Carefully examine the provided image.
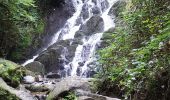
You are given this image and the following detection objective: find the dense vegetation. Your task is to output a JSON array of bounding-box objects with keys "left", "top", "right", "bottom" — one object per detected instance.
[
  {"left": 0, "top": 88, "right": 19, "bottom": 100},
  {"left": 97, "top": 0, "right": 170, "bottom": 99},
  {"left": 0, "top": 0, "right": 66, "bottom": 62},
  {"left": 0, "top": 0, "right": 44, "bottom": 61}
]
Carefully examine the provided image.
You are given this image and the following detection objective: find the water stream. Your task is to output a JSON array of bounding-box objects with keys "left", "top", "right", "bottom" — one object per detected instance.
[{"left": 23, "top": 0, "right": 118, "bottom": 77}]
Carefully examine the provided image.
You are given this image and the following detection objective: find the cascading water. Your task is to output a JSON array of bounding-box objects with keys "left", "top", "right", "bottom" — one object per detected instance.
[{"left": 23, "top": 0, "right": 118, "bottom": 77}]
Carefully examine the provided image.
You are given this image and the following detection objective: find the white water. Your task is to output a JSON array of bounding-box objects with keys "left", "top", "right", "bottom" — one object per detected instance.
[
  {"left": 22, "top": 0, "right": 83, "bottom": 66},
  {"left": 23, "top": 0, "right": 117, "bottom": 77},
  {"left": 64, "top": 0, "right": 117, "bottom": 76}
]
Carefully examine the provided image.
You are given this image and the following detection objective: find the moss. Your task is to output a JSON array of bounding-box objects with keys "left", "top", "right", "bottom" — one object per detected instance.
[
  {"left": 0, "top": 87, "right": 20, "bottom": 100},
  {"left": 0, "top": 59, "right": 20, "bottom": 73},
  {"left": 0, "top": 59, "right": 25, "bottom": 88}
]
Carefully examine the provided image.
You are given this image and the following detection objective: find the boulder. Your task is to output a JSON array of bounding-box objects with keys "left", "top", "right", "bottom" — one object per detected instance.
[
  {"left": 0, "top": 59, "right": 25, "bottom": 87},
  {"left": 35, "top": 39, "right": 78, "bottom": 74},
  {"left": 47, "top": 77, "right": 93, "bottom": 100},
  {"left": 25, "top": 61, "right": 45, "bottom": 75},
  {"left": 0, "top": 58, "right": 20, "bottom": 74},
  {"left": 35, "top": 45, "right": 64, "bottom": 73},
  {"left": 80, "top": 15, "right": 104, "bottom": 35}
]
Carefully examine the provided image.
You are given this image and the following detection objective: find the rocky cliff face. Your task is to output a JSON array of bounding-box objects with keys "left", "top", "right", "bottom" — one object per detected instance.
[
  {"left": 24, "top": 0, "right": 116, "bottom": 78},
  {"left": 42, "top": 0, "right": 76, "bottom": 46}
]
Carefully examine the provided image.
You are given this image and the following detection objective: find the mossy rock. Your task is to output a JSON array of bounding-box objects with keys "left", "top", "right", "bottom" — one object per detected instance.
[
  {"left": 0, "top": 58, "right": 25, "bottom": 87},
  {"left": 0, "top": 87, "right": 19, "bottom": 100},
  {"left": 0, "top": 58, "right": 20, "bottom": 74}
]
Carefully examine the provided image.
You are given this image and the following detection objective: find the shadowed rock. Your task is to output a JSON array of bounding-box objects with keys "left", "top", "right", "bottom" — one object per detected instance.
[
  {"left": 47, "top": 77, "right": 92, "bottom": 100},
  {"left": 75, "top": 15, "right": 104, "bottom": 39},
  {"left": 25, "top": 61, "right": 45, "bottom": 75},
  {"left": 35, "top": 39, "right": 80, "bottom": 74}
]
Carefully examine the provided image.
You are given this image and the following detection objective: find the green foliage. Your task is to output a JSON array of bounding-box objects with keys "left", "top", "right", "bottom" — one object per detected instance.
[
  {"left": 1, "top": 68, "right": 25, "bottom": 88},
  {"left": 63, "top": 91, "right": 77, "bottom": 100},
  {"left": 97, "top": 0, "right": 170, "bottom": 99},
  {"left": 57, "top": 91, "right": 77, "bottom": 100},
  {"left": 0, "top": 0, "right": 44, "bottom": 61},
  {"left": 0, "top": 59, "right": 25, "bottom": 87},
  {"left": 0, "top": 88, "right": 19, "bottom": 100}
]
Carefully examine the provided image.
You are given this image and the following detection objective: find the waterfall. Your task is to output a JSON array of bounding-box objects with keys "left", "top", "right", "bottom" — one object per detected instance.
[{"left": 23, "top": 0, "right": 118, "bottom": 77}]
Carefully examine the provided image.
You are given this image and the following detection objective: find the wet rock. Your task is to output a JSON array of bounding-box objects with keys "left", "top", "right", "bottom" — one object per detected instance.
[
  {"left": 76, "top": 15, "right": 104, "bottom": 37},
  {"left": 108, "top": 0, "right": 127, "bottom": 17},
  {"left": 71, "top": 38, "right": 83, "bottom": 45},
  {"left": 81, "top": 3, "right": 90, "bottom": 20},
  {"left": 74, "top": 31, "right": 85, "bottom": 39},
  {"left": 92, "top": 0, "right": 97, "bottom": 5},
  {"left": 35, "top": 47, "right": 63, "bottom": 73},
  {"left": 46, "top": 73, "right": 61, "bottom": 79},
  {"left": 78, "top": 62, "right": 85, "bottom": 66},
  {"left": 76, "top": 17, "right": 83, "bottom": 25},
  {"left": 35, "top": 39, "right": 78, "bottom": 73},
  {"left": 43, "top": 0, "right": 76, "bottom": 46},
  {"left": 23, "top": 76, "right": 35, "bottom": 84},
  {"left": 101, "top": 0, "right": 109, "bottom": 12},
  {"left": 92, "top": 6, "right": 101, "bottom": 15},
  {"left": 92, "top": 0, "right": 109, "bottom": 12},
  {"left": 81, "top": 15, "right": 104, "bottom": 34},
  {"left": 66, "top": 44, "right": 78, "bottom": 61},
  {"left": 77, "top": 67, "right": 82, "bottom": 76},
  {"left": 48, "top": 40, "right": 70, "bottom": 48},
  {"left": 25, "top": 61, "right": 45, "bottom": 76}
]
